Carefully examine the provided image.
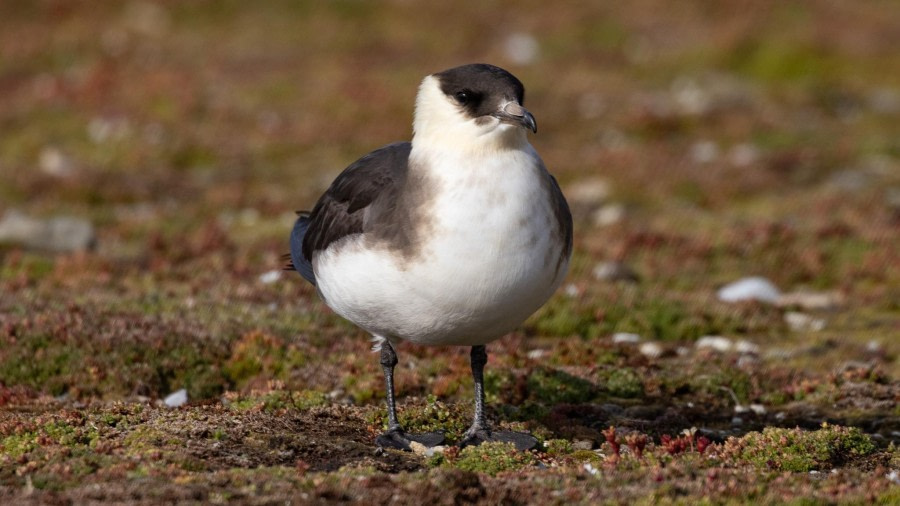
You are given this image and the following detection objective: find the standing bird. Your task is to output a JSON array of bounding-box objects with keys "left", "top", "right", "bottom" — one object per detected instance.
[{"left": 287, "top": 64, "right": 572, "bottom": 451}]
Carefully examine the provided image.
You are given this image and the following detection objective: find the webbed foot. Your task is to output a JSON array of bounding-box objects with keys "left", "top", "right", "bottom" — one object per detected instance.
[
  {"left": 458, "top": 428, "right": 538, "bottom": 451},
  {"left": 375, "top": 429, "right": 445, "bottom": 451}
]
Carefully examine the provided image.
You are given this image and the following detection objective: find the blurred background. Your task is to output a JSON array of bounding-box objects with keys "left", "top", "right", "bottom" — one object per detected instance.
[{"left": 0, "top": 0, "right": 898, "bottom": 430}]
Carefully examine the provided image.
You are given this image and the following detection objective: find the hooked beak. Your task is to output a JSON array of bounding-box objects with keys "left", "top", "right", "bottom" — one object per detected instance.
[{"left": 492, "top": 102, "right": 537, "bottom": 133}]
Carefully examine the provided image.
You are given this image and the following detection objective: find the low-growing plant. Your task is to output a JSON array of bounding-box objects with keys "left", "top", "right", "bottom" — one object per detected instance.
[
  {"left": 721, "top": 423, "right": 876, "bottom": 472},
  {"left": 434, "top": 442, "right": 538, "bottom": 475}
]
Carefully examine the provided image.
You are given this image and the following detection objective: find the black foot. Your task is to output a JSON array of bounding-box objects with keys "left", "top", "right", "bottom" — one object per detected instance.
[
  {"left": 375, "top": 429, "right": 445, "bottom": 451},
  {"left": 458, "top": 429, "right": 538, "bottom": 451}
]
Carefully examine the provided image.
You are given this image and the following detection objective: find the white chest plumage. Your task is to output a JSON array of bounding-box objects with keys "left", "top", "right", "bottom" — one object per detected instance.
[{"left": 313, "top": 144, "right": 568, "bottom": 346}]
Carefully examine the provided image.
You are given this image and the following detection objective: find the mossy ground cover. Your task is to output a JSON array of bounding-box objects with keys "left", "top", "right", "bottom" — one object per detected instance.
[{"left": 1, "top": 1, "right": 898, "bottom": 503}]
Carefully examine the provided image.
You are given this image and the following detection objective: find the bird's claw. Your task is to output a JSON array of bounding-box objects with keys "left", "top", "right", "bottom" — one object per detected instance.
[
  {"left": 458, "top": 428, "right": 538, "bottom": 451},
  {"left": 375, "top": 429, "right": 445, "bottom": 451}
]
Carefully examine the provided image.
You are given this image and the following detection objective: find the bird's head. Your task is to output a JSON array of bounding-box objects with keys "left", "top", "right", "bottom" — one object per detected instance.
[{"left": 412, "top": 64, "right": 536, "bottom": 152}]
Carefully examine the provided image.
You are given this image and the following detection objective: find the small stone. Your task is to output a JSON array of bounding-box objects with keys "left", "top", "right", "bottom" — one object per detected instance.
[
  {"left": 592, "top": 261, "right": 639, "bottom": 283},
  {"left": 690, "top": 140, "right": 719, "bottom": 163},
  {"left": 163, "top": 389, "right": 188, "bottom": 408},
  {"left": 868, "top": 88, "right": 900, "bottom": 115},
  {"left": 503, "top": 33, "right": 539, "bottom": 66},
  {"left": 731, "top": 416, "right": 743, "bottom": 426},
  {"left": 591, "top": 203, "right": 626, "bottom": 227},
  {"left": 784, "top": 311, "right": 826, "bottom": 332},
  {"left": 566, "top": 178, "right": 610, "bottom": 208},
  {"left": 424, "top": 445, "right": 445, "bottom": 458},
  {"left": 696, "top": 336, "right": 733, "bottom": 352},
  {"left": 409, "top": 441, "right": 428, "bottom": 456},
  {"left": 865, "top": 340, "right": 882, "bottom": 353},
  {"left": 563, "top": 283, "right": 580, "bottom": 297},
  {"left": 717, "top": 277, "right": 780, "bottom": 304},
  {"left": 39, "top": 147, "right": 74, "bottom": 177},
  {"left": 0, "top": 210, "right": 96, "bottom": 253},
  {"left": 672, "top": 77, "right": 712, "bottom": 116},
  {"left": 87, "top": 117, "right": 131, "bottom": 143},
  {"left": 639, "top": 342, "right": 663, "bottom": 359},
  {"left": 749, "top": 404, "right": 767, "bottom": 415},
  {"left": 735, "top": 340, "right": 760, "bottom": 355},
  {"left": 888, "top": 470, "right": 899, "bottom": 485},
  {"left": 572, "top": 439, "right": 593, "bottom": 451},
  {"left": 736, "top": 355, "right": 758, "bottom": 368},
  {"left": 258, "top": 269, "right": 282, "bottom": 284},
  {"left": 526, "top": 349, "right": 546, "bottom": 360},
  {"left": 777, "top": 291, "right": 842, "bottom": 310},
  {"left": 612, "top": 332, "right": 641, "bottom": 344},
  {"left": 577, "top": 93, "right": 606, "bottom": 120},
  {"left": 729, "top": 143, "right": 759, "bottom": 167}
]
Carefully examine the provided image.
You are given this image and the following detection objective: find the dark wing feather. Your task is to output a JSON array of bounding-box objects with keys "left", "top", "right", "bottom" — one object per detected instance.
[
  {"left": 547, "top": 173, "right": 573, "bottom": 262},
  {"left": 288, "top": 212, "right": 316, "bottom": 284},
  {"left": 290, "top": 142, "right": 411, "bottom": 284}
]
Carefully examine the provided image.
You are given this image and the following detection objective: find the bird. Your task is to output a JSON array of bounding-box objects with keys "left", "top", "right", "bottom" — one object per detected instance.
[{"left": 286, "top": 63, "right": 572, "bottom": 451}]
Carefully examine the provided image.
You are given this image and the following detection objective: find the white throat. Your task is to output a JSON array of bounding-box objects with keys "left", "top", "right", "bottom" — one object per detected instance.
[{"left": 411, "top": 75, "right": 529, "bottom": 154}]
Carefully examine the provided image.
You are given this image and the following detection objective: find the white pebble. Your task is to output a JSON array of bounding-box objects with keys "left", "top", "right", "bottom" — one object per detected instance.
[
  {"left": 612, "top": 332, "right": 641, "bottom": 344},
  {"left": 784, "top": 311, "right": 825, "bottom": 332},
  {"left": 409, "top": 441, "right": 428, "bottom": 456},
  {"left": 591, "top": 204, "right": 626, "bottom": 227},
  {"left": 749, "top": 404, "right": 767, "bottom": 415},
  {"left": 696, "top": 335, "right": 733, "bottom": 352},
  {"left": 735, "top": 340, "right": 760, "bottom": 355},
  {"left": 503, "top": 33, "right": 539, "bottom": 65},
  {"left": 729, "top": 143, "right": 759, "bottom": 167},
  {"left": 777, "top": 291, "right": 841, "bottom": 310},
  {"left": 425, "top": 445, "right": 445, "bottom": 458},
  {"left": 259, "top": 269, "right": 282, "bottom": 284},
  {"left": 39, "top": 147, "right": 74, "bottom": 177},
  {"left": 566, "top": 178, "right": 610, "bottom": 207},
  {"left": 163, "top": 389, "right": 188, "bottom": 408},
  {"left": 717, "top": 277, "right": 781, "bottom": 303},
  {"left": 690, "top": 140, "right": 719, "bottom": 163},
  {"left": 639, "top": 342, "right": 663, "bottom": 359},
  {"left": 888, "top": 470, "right": 899, "bottom": 484},
  {"left": 527, "top": 349, "right": 546, "bottom": 360}
]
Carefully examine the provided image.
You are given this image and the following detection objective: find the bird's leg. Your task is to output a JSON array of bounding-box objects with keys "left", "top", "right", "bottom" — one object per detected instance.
[
  {"left": 458, "top": 345, "right": 538, "bottom": 451},
  {"left": 469, "top": 345, "right": 489, "bottom": 433},
  {"left": 381, "top": 341, "right": 402, "bottom": 432},
  {"left": 374, "top": 341, "right": 444, "bottom": 451}
]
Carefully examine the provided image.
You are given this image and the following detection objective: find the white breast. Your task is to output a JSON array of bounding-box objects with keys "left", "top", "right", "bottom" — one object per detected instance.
[{"left": 313, "top": 144, "right": 568, "bottom": 346}]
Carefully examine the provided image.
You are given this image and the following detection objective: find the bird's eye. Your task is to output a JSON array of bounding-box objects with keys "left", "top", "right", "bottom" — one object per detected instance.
[{"left": 455, "top": 91, "right": 470, "bottom": 104}]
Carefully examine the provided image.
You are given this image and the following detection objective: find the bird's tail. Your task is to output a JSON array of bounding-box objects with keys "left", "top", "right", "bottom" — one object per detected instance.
[{"left": 286, "top": 211, "right": 316, "bottom": 285}]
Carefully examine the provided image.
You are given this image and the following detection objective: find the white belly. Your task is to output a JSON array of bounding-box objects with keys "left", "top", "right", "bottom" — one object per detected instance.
[{"left": 313, "top": 148, "right": 568, "bottom": 346}]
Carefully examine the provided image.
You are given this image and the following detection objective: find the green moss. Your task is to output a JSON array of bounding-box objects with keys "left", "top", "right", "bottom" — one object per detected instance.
[
  {"left": 604, "top": 367, "right": 645, "bottom": 399},
  {"left": 889, "top": 442, "right": 899, "bottom": 470},
  {"left": 398, "top": 396, "right": 470, "bottom": 440},
  {"left": 526, "top": 368, "right": 597, "bottom": 405},
  {"left": 722, "top": 424, "right": 876, "bottom": 472},
  {"left": 543, "top": 439, "right": 573, "bottom": 457},
  {"left": 529, "top": 298, "right": 601, "bottom": 338},
  {"left": 690, "top": 367, "right": 754, "bottom": 404},
  {"left": 225, "top": 389, "right": 328, "bottom": 413},
  {"left": 223, "top": 330, "right": 307, "bottom": 389},
  {"left": 441, "top": 442, "right": 538, "bottom": 475}
]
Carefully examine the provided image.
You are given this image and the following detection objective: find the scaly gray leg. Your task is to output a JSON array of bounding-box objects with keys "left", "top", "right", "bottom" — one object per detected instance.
[
  {"left": 374, "top": 340, "right": 445, "bottom": 450},
  {"left": 458, "top": 345, "right": 538, "bottom": 451}
]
